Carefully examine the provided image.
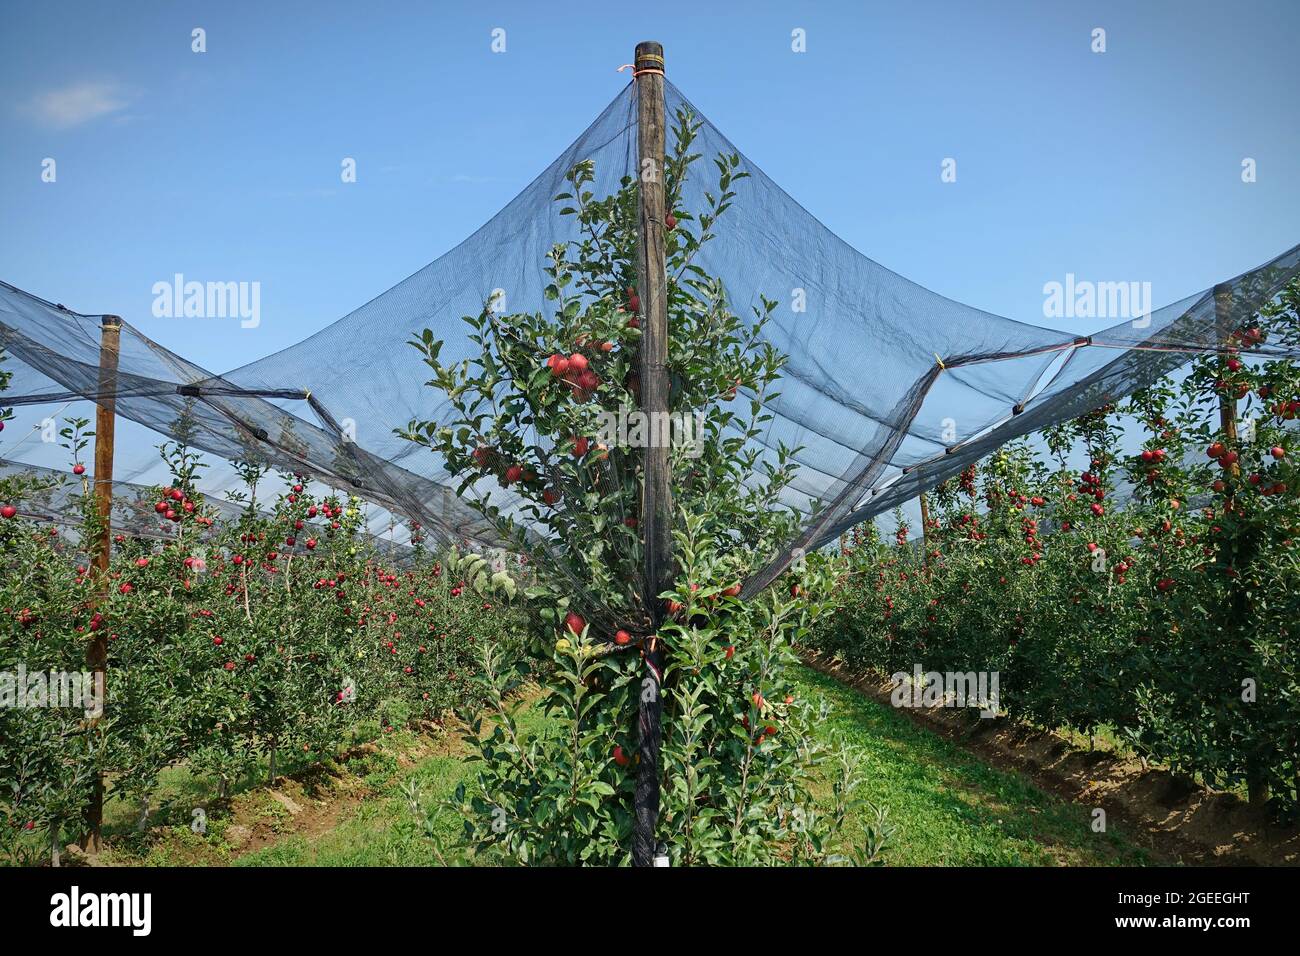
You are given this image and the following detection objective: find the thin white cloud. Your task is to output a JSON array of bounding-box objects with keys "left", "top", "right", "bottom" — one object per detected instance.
[{"left": 26, "top": 81, "right": 131, "bottom": 129}]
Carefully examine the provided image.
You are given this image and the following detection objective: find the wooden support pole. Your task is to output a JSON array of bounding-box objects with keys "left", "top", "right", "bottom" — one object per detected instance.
[
  {"left": 918, "top": 491, "right": 931, "bottom": 566},
  {"left": 1214, "top": 283, "right": 1270, "bottom": 808},
  {"left": 632, "top": 39, "right": 671, "bottom": 868},
  {"left": 1214, "top": 284, "right": 1241, "bottom": 477},
  {"left": 83, "top": 313, "right": 120, "bottom": 852}
]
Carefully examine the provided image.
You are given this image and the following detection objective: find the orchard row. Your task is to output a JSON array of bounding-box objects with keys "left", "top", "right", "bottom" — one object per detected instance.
[
  {"left": 810, "top": 291, "right": 1300, "bottom": 811},
  {"left": 0, "top": 451, "right": 527, "bottom": 865}
]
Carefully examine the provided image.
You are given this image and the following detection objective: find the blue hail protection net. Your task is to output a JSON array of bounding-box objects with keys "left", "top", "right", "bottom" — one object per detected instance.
[{"left": 2, "top": 78, "right": 1299, "bottom": 610}]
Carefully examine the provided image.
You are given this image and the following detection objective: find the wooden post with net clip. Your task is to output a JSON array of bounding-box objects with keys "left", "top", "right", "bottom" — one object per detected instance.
[
  {"left": 630, "top": 39, "right": 672, "bottom": 868},
  {"left": 83, "top": 313, "right": 121, "bottom": 853}
]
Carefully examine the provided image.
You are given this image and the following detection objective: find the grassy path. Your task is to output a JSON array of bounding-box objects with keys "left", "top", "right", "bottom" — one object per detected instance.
[
  {"left": 98, "top": 664, "right": 1151, "bottom": 866},
  {"left": 793, "top": 666, "right": 1149, "bottom": 865},
  {"left": 227, "top": 665, "right": 1149, "bottom": 866}
]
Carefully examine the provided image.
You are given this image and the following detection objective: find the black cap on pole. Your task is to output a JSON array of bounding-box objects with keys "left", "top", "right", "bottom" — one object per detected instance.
[{"left": 634, "top": 41, "right": 664, "bottom": 74}]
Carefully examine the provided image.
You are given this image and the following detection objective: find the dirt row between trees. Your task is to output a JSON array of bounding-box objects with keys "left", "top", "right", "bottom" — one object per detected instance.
[{"left": 799, "top": 650, "right": 1300, "bottom": 866}]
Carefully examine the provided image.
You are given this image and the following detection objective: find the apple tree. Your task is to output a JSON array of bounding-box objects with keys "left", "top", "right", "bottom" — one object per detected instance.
[{"left": 402, "top": 111, "right": 871, "bottom": 864}]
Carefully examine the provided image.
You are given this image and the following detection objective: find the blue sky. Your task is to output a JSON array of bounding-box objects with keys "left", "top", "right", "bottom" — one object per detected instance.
[{"left": 2, "top": 0, "right": 1297, "bottom": 375}]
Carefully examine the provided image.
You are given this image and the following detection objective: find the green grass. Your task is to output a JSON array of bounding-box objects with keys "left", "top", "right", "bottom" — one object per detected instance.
[
  {"left": 97, "top": 665, "right": 1152, "bottom": 867},
  {"left": 791, "top": 666, "right": 1151, "bottom": 866},
  {"left": 235, "top": 697, "right": 553, "bottom": 867}
]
